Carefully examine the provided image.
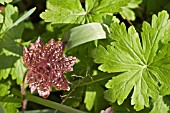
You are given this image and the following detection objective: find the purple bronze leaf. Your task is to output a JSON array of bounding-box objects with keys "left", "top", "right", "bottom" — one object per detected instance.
[{"left": 23, "top": 37, "right": 77, "bottom": 98}]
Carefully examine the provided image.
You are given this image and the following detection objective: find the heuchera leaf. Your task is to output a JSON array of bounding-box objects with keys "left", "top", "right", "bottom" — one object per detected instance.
[
  {"left": 150, "top": 96, "right": 169, "bottom": 113},
  {"left": 93, "top": 10, "right": 170, "bottom": 111},
  {"left": 23, "top": 37, "right": 77, "bottom": 98},
  {"left": 0, "top": 84, "right": 21, "bottom": 113},
  {"left": 40, "top": 0, "right": 129, "bottom": 24}
]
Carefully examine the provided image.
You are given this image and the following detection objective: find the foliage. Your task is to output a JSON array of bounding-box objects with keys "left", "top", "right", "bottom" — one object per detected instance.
[
  {"left": 0, "top": 83, "right": 20, "bottom": 113},
  {"left": 1, "top": 0, "right": 170, "bottom": 113},
  {"left": 93, "top": 10, "right": 170, "bottom": 111}
]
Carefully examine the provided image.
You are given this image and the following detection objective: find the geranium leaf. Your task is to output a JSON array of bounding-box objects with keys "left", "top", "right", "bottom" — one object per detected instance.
[
  {"left": 120, "top": 0, "right": 142, "bottom": 21},
  {"left": 150, "top": 96, "right": 169, "bottom": 113},
  {"left": 0, "top": 0, "right": 12, "bottom": 5},
  {"left": 40, "top": 0, "right": 129, "bottom": 24},
  {"left": 0, "top": 4, "right": 18, "bottom": 33},
  {"left": 10, "top": 58, "right": 27, "bottom": 84},
  {"left": 93, "top": 10, "right": 170, "bottom": 111},
  {"left": 84, "top": 83, "right": 109, "bottom": 112},
  {"left": 0, "top": 84, "right": 21, "bottom": 113},
  {"left": 84, "top": 85, "right": 96, "bottom": 111},
  {"left": 0, "top": 4, "right": 35, "bottom": 84}
]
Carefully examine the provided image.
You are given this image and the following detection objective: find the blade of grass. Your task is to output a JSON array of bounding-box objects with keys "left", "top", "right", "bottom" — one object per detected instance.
[
  {"left": 63, "top": 23, "right": 109, "bottom": 52},
  {"left": 12, "top": 88, "right": 87, "bottom": 113}
]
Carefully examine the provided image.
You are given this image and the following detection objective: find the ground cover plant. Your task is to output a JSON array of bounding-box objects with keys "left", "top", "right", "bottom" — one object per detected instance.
[{"left": 1, "top": 0, "right": 170, "bottom": 113}]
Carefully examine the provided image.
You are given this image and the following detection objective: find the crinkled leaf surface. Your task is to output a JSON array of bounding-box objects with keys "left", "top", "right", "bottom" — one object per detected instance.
[
  {"left": 93, "top": 11, "right": 170, "bottom": 111},
  {"left": 0, "top": 84, "right": 21, "bottom": 113},
  {"left": 40, "top": 0, "right": 129, "bottom": 24},
  {"left": 150, "top": 96, "right": 169, "bottom": 113}
]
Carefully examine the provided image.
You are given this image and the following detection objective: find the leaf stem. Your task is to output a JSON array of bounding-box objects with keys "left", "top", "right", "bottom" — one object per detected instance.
[
  {"left": 21, "top": 70, "right": 27, "bottom": 113},
  {"left": 12, "top": 88, "right": 87, "bottom": 113}
]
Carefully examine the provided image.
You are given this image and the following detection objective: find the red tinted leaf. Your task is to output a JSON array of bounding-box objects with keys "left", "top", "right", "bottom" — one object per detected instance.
[{"left": 23, "top": 37, "right": 77, "bottom": 98}]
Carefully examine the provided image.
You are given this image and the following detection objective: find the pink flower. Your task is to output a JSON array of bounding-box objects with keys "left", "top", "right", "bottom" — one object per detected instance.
[{"left": 22, "top": 37, "right": 77, "bottom": 98}]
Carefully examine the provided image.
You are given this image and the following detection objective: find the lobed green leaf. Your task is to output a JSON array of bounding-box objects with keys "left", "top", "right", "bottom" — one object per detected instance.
[
  {"left": 0, "top": 0, "right": 12, "bottom": 5},
  {"left": 40, "top": 0, "right": 129, "bottom": 24},
  {"left": 0, "top": 4, "right": 35, "bottom": 84},
  {"left": 0, "top": 84, "right": 21, "bottom": 113},
  {"left": 150, "top": 96, "right": 169, "bottom": 113},
  {"left": 93, "top": 10, "right": 170, "bottom": 111}
]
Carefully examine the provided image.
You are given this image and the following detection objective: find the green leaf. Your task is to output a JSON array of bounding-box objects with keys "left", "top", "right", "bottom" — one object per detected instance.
[
  {"left": 0, "top": 4, "right": 35, "bottom": 84},
  {"left": 7, "top": 7, "right": 36, "bottom": 32},
  {"left": 142, "top": 0, "right": 170, "bottom": 17},
  {"left": 10, "top": 58, "right": 27, "bottom": 84},
  {"left": 0, "top": 14, "right": 3, "bottom": 24},
  {"left": 160, "top": 85, "right": 170, "bottom": 96},
  {"left": 0, "top": 0, "right": 12, "bottom": 5},
  {"left": 0, "top": 4, "right": 18, "bottom": 33},
  {"left": 63, "top": 23, "right": 107, "bottom": 52},
  {"left": 0, "top": 84, "right": 21, "bottom": 113},
  {"left": 84, "top": 83, "right": 109, "bottom": 113},
  {"left": 120, "top": 7, "right": 135, "bottom": 21},
  {"left": 12, "top": 88, "right": 87, "bottom": 113},
  {"left": 40, "top": 0, "right": 129, "bottom": 24},
  {"left": 84, "top": 85, "right": 96, "bottom": 111},
  {"left": 0, "top": 54, "right": 19, "bottom": 80},
  {"left": 93, "top": 11, "right": 170, "bottom": 111},
  {"left": 120, "top": 0, "right": 142, "bottom": 21},
  {"left": 63, "top": 87, "right": 85, "bottom": 108},
  {"left": 150, "top": 96, "right": 169, "bottom": 113},
  {"left": 0, "top": 103, "right": 6, "bottom": 113}
]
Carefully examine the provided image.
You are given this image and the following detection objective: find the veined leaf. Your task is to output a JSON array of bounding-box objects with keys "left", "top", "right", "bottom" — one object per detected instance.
[
  {"left": 0, "top": 84, "right": 21, "bottom": 113},
  {"left": 93, "top": 11, "right": 170, "bottom": 111},
  {"left": 40, "top": 0, "right": 129, "bottom": 24},
  {"left": 160, "top": 85, "right": 170, "bottom": 96},
  {"left": 10, "top": 58, "right": 27, "bottom": 84},
  {"left": 120, "top": 0, "right": 142, "bottom": 21},
  {"left": 0, "top": 0, "right": 12, "bottom": 5},
  {"left": 0, "top": 4, "right": 35, "bottom": 84},
  {"left": 150, "top": 96, "right": 169, "bottom": 113},
  {"left": 0, "top": 4, "right": 18, "bottom": 33}
]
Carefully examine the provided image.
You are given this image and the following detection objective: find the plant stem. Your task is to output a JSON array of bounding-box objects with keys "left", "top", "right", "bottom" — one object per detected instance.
[
  {"left": 21, "top": 70, "right": 27, "bottom": 113},
  {"left": 12, "top": 88, "right": 87, "bottom": 113}
]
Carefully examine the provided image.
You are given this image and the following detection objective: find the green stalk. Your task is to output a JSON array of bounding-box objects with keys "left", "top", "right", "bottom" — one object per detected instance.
[{"left": 12, "top": 88, "right": 87, "bottom": 113}]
